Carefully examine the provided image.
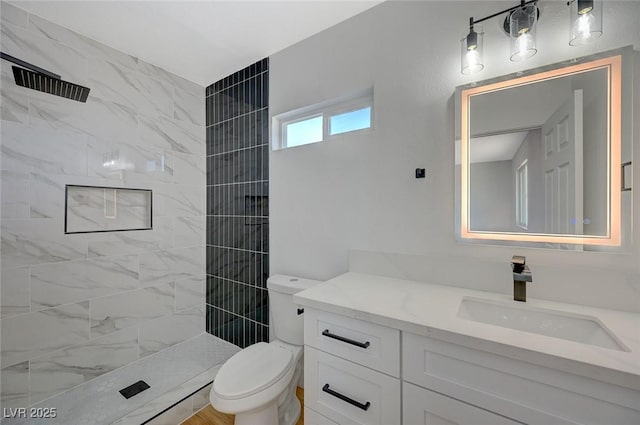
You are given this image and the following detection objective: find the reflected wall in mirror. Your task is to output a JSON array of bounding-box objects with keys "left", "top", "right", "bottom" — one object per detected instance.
[{"left": 456, "top": 48, "right": 632, "bottom": 248}]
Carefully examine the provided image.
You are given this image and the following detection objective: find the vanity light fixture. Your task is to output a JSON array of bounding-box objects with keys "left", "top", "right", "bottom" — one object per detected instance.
[
  {"left": 461, "top": 18, "right": 484, "bottom": 74},
  {"left": 461, "top": 0, "right": 539, "bottom": 74},
  {"left": 509, "top": 1, "right": 538, "bottom": 61},
  {"left": 568, "top": 0, "right": 603, "bottom": 46}
]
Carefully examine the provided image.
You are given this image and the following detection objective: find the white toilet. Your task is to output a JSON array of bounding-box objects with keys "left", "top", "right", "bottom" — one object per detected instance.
[{"left": 210, "top": 275, "right": 320, "bottom": 425}]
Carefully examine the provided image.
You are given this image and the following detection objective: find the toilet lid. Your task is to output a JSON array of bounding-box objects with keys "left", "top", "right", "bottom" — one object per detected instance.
[{"left": 213, "top": 342, "right": 294, "bottom": 400}]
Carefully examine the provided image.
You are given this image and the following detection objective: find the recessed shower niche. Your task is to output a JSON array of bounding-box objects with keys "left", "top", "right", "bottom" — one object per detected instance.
[{"left": 65, "top": 185, "right": 152, "bottom": 234}]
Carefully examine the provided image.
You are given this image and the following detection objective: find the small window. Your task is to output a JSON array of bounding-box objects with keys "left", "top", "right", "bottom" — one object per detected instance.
[
  {"left": 329, "top": 106, "right": 372, "bottom": 136},
  {"left": 516, "top": 160, "right": 528, "bottom": 229},
  {"left": 273, "top": 89, "right": 373, "bottom": 150},
  {"left": 285, "top": 115, "right": 323, "bottom": 147}
]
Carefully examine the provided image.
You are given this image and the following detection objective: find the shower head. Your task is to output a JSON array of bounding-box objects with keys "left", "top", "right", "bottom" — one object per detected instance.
[
  {"left": 1, "top": 52, "right": 90, "bottom": 103},
  {"left": 11, "top": 66, "right": 90, "bottom": 102}
]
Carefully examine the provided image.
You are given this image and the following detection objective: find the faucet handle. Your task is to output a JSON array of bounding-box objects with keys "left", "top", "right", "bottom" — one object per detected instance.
[{"left": 511, "top": 255, "right": 526, "bottom": 273}]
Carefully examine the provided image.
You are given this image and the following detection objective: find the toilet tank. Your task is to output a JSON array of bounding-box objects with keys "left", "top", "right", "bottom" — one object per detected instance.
[{"left": 267, "top": 275, "right": 321, "bottom": 346}]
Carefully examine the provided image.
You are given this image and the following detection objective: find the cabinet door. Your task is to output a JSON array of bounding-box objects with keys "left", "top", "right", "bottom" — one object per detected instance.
[
  {"left": 304, "top": 308, "right": 400, "bottom": 377},
  {"left": 305, "top": 407, "right": 339, "bottom": 425},
  {"left": 305, "top": 346, "right": 401, "bottom": 425},
  {"left": 403, "top": 382, "right": 522, "bottom": 425}
]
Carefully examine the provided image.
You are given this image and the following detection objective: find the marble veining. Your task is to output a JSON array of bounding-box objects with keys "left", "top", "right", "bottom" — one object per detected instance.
[
  {"left": 87, "top": 141, "right": 174, "bottom": 183},
  {"left": 1, "top": 334, "right": 239, "bottom": 425},
  {"left": 90, "top": 283, "right": 175, "bottom": 337},
  {"left": 0, "top": 2, "right": 28, "bottom": 29},
  {"left": 0, "top": 267, "right": 30, "bottom": 319},
  {"left": 31, "top": 255, "right": 140, "bottom": 311},
  {"left": 173, "top": 152, "right": 205, "bottom": 184},
  {"left": 1, "top": 21, "right": 88, "bottom": 86},
  {"left": 174, "top": 216, "right": 206, "bottom": 248},
  {"left": 174, "top": 89, "right": 204, "bottom": 126},
  {"left": 27, "top": 13, "right": 139, "bottom": 72},
  {"left": 139, "top": 116, "right": 204, "bottom": 155},
  {"left": 1, "top": 218, "right": 88, "bottom": 268},
  {"left": 139, "top": 246, "right": 204, "bottom": 287},
  {"left": 1, "top": 121, "right": 88, "bottom": 176},
  {"left": 88, "top": 57, "right": 139, "bottom": 110},
  {"left": 1, "top": 303, "right": 91, "bottom": 368},
  {"left": 1, "top": 4, "right": 205, "bottom": 409},
  {"left": 0, "top": 361, "right": 29, "bottom": 410},
  {"left": 139, "top": 305, "right": 204, "bottom": 358},
  {"left": 29, "top": 173, "right": 111, "bottom": 219},
  {"left": 0, "top": 71, "right": 28, "bottom": 123},
  {"left": 168, "top": 185, "right": 205, "bottom": 217},
  {"left": 1, "top": 170, "right": 29, "bottom": 219},
  {"left": 28, "top": 328, "right": 139, "bottom": 405},
  {"left": 175, "top": 276, "right": 206, "bottom": 311},
  {"left": 130, "top": 72, "right": 173, "bottom": 118}
]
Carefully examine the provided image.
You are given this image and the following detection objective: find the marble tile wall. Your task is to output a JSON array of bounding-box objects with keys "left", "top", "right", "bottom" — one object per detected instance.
[
  {"left": 0, "top": 2, "right": 206, "bottom": 410},
  {"left": 205, "top": 59, "right": 270, "bottom": 348}
]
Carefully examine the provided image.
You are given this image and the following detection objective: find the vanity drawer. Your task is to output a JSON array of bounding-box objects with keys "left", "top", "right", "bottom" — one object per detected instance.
[
  {"left": 305, "top": 407, "right": 339, "bottom": 425},
  {"left": 305, "top": 346, "right": 401, "bottom": 425},
  {"left": 403, "top": 382, "right": 521, "bottom": 425},
  {"left": 304, "top": 308, "right": 400, "bottom": 377},
  {"left": 403, "top": 332, "right": 640, "bottom": 425}
]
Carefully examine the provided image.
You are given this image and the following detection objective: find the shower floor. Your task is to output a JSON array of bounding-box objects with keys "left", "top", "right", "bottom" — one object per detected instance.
[{"left": 2, "top": 334, "right": 239, "bottom": 425}]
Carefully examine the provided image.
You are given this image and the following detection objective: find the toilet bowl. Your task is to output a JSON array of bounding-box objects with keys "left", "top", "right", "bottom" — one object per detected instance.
[
  {"left": 209, "top": 275, "right": 320, "bottom": 425},
  {"left": 210, "top": 341, "right": 302, "bottom": 425}
]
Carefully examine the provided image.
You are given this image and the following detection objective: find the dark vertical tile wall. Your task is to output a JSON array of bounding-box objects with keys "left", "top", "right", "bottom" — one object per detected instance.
[{"left": 206, "top": 58, "right": 270, "bottom": 348}]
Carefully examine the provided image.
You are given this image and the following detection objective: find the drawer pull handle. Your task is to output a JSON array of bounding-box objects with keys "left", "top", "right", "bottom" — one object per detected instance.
[
  {"left": 321, "top": 329, "right": 370, "bottom": 348},
  {"left": 322, "top": 384, "right": 371, "bottom": 411}
]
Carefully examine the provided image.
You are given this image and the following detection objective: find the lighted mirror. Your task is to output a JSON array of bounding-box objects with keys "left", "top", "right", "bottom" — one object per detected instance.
[{"left": 455, "top": 47, "right": 633, "bottom": 248}]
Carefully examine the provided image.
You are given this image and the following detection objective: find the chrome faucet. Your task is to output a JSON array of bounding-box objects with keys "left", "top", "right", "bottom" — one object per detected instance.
[{"left": 511, "top": 255, "right": 532, "bottom": 302}]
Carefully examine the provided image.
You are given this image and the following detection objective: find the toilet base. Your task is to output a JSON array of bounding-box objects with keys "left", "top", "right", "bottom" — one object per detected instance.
[
  {"left": 280, "top": 395, "right": 300, "bottom": 425},
  {"left": 235, "top": 401, "right": 278, "bottom": 425}
]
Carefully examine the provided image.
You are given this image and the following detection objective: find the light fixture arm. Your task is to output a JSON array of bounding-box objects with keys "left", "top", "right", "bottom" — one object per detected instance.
[{"left": 469, "top": 0, "right": 537, "bottom": 28}]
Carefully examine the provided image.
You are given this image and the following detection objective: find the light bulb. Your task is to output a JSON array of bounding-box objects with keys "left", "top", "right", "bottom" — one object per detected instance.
[
  {"left": 465, "top": 48, "right": 482, "bottom": 73},
  {"left": 512, "top": 32, "right": 536, "bottom": 61},
  {"left": 574, "top": 12, "right": 595, "bottom": 42},
  {"left": 569, "top": 0, "right": 602, "bottom": 46},
  {"left": 461, "top": 25, "right": 484, "bottom": 74},
  {"left": 509, "top": 4, "right": 537, "bottom": 62}
]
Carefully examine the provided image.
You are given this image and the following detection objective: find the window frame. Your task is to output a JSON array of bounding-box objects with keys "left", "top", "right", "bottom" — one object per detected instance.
[
  {"left": 282, "top": 112, "right": 324, "bottom": 148},
  {"left": 516, "top": 159, "right": 528, "bottom": 230},
  {"left": 273, "top": 89, "right": 374, "bottom": 150},
  {"left": 326, "top": 98, "right": 373, "bottom": 138}
]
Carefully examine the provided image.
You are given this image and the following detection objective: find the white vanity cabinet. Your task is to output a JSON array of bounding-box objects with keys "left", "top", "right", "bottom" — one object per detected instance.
[
  {"left": 402, "top": 381, "right": 521, "bottom": 425},
  {"left": 402, "top": 332, "right": 640, "bottom": 425},
  {"left": 295, "top": 273, "right": 640, "bottom": 425},
  {"left": 303, "top": 308, "right": 640, "bottom": 425},
  {"left": 303, "top": 309, "right": 401, "bottom": 425}
]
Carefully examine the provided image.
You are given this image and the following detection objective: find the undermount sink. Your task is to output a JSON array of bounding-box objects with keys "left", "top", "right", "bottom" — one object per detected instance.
[{"left": 457, "top": 297, "right": 629, "bottom": 352}]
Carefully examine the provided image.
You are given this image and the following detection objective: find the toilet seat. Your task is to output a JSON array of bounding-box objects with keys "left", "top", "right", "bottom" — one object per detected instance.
[{"left": 211, "top": 342, "right": 295, "bottom": 412}]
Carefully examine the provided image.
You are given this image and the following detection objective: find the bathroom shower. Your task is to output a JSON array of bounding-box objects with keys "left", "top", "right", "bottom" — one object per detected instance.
[{"left": 1, "top": 52, "right": 90, "bottom": 102}]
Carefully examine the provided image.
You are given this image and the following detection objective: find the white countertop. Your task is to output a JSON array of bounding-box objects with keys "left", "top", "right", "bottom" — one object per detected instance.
[{"left": 294, "top": 272, "right": 640, "bottom": 391}]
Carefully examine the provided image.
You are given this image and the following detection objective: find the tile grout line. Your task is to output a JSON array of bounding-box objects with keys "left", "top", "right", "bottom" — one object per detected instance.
[
  {"left": 205, "top": 106, "right": 268, "bottom": 128},
  {"left": 206, "top": 142, "right": 268, "bottom": 157},
  {"left": 205, "top": 70, "right": 269, "bottom": 97}
]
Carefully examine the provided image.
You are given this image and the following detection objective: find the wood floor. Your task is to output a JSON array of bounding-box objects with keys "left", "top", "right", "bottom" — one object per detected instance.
[{"left": 182, "top": 387, "right": 304, "bottom": 425}]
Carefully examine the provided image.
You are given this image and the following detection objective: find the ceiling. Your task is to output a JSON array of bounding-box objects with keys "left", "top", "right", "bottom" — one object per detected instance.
[{"left": 15, "top": 0, "right": 383, "bottom": 86}]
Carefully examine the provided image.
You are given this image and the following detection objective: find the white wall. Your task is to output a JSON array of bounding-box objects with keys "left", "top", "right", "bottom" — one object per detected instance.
[
  {"left": 469, "top": 160, "right": 512, "bottom": 232},
  {"left": 269, "top": 1, "right": 640, "bottom": 312}
]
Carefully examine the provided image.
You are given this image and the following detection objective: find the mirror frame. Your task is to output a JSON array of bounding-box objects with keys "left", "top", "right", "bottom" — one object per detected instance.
[{"left": 459, "top": 53, "right": 623, "bottom": 246}]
